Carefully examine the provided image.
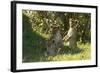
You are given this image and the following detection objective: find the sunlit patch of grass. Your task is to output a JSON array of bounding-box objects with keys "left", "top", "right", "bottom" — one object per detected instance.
[
  {"left": 23, "top": 41, "right": 91, "bottom": 62},
  {"left": 44, "top": 42, "right": 91, "bottom": 61},
  {"left": 33, "top": 31, "right": 49, "bottom": 39}
]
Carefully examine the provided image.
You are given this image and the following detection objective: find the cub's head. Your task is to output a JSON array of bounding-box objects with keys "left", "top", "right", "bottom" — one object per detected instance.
[
  {"left": 50, "top": 25, "right": 60, "bottom": 34},
  {"left": 69, "top": 18, "right": 78, "bottom": 28}
]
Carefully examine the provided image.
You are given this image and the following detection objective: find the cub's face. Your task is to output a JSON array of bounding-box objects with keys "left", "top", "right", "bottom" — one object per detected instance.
[
  {"left": 69, "top": 18, "right": 78, "bottom": 28},
  {"left": 51, "top": 26, "right": 59, "bottom": 34}
]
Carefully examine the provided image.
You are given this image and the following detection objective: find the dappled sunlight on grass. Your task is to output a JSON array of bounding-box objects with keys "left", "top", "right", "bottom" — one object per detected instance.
[
  {"left": 34, "top": 30, "right": 49, "bottom": 39},
  {"left": 23, "top": 41, "right": 91, "bottom": 62},
  {"left": 46, "top": 42, "right": 91, "bottom": 61}
]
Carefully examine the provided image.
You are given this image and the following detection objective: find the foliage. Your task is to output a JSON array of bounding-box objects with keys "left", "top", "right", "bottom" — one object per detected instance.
[{"left": 23, "top": 10, "right": 91, "bottom": 43}]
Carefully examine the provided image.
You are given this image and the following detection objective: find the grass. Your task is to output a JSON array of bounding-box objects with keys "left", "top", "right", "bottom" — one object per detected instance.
[
  {"left": 23, "top": 31, "right": 91, "bottom": 62},
  {"left": 45, "top": 42, "right": 91, "bottom": 61},
  {"left": 22, "top": 14, "right": 91, "bottom": 63}
]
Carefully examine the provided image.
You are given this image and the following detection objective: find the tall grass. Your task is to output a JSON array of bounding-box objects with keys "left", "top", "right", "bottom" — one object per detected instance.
[{"left": 23, "top": 37, "right": 91, "bottom": 62}]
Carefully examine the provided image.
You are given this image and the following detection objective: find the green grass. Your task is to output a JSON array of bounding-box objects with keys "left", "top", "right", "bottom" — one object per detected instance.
[
  {"left": 23, "top": 31, "right": 91, "bottom": 62},
  {"left": 22, "top": 14, "right": 91, "bottom": 63},
  {"left": 45, "top": 42, "right": 91, "bottom": 61}
]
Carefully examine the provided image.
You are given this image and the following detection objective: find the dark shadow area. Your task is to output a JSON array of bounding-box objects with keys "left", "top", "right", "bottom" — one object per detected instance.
[{"left": 23, "top": 14, "right": 47, "bottom": 62}]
